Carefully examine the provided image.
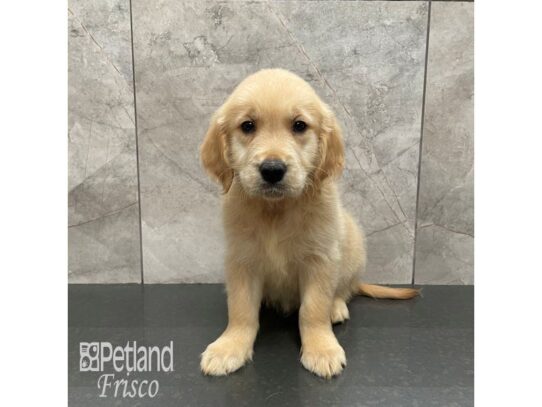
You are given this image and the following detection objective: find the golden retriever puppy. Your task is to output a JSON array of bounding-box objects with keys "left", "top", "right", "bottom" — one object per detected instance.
[{"left": 199, "top": 69, "right": 418, "bottom": 378}]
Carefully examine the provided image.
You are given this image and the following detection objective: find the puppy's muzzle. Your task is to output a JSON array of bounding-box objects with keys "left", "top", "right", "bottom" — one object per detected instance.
[{"left": 259, "top": 160, "right": 287, "bottom": 184}]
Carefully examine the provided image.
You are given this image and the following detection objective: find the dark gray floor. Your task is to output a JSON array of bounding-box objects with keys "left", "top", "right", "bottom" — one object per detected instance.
[{"left": 69, "top": 285, "right": 473, "bottom": 406}]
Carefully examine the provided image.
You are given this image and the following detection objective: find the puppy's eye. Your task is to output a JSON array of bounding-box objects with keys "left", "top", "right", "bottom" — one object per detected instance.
[
  {"left": 240, "top": 121, "right": 256, "bottom": 134},
  {"left": 292, "top": 120, "right": 307, "bottom": 133}
]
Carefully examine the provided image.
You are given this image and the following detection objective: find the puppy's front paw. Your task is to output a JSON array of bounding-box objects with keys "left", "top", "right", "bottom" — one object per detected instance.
[
  {"left": 200, "top": 336, "right": 253, "bottom": 376},
  {"left": 301, "top": 343, "right": 346, "bottom": 379}
]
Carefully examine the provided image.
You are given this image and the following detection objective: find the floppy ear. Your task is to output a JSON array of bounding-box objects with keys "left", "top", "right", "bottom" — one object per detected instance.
[
  {"left": 200, "top": 112, "right": 234, "bottom": 193},
  {"left": 315, "top": 105, "right": 345, "bottom": 184}
]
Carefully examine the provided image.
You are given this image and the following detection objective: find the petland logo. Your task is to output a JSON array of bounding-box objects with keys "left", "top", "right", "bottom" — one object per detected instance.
[{"left": 79, "top": 341, "right": 174, "bottom": 399}]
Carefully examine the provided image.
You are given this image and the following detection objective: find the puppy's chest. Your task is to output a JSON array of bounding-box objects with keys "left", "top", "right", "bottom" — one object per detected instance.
[
  {"left": 256, "top": 224, "right": 303, "bottom": 310},
  {"left": 234, "top": 209, "right": 327, "bottom": 274},
  {"left": 253, "top": 221, "right": 303, "bottom": 273}
]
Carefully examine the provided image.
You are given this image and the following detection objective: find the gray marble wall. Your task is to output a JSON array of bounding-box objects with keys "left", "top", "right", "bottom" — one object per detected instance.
[
  {"left": 68, "top": 0, "right": 474, "bottom": 285},
  {"left": 414, "top": 1, "right": 474, "bottom": 284},
  {"left": 68, "top": 0, "right": 141, "bottom": 283}
]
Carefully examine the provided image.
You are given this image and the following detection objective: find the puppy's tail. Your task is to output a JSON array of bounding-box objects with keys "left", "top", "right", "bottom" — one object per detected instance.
[{"left": 358, "top": 283, "right": 420, "bottom": 300}]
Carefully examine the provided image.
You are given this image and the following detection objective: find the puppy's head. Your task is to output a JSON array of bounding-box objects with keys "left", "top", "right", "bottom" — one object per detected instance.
[{"left": 200, "top": 69, "right": 344, "bottom": 200}]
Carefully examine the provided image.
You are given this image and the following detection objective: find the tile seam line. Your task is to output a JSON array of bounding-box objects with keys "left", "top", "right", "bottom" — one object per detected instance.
[
  {"left": 129, "top": 0, "right": 145, "bottom": 285},
  {"left": 412, "top": 0, "right": 432, "bottom": 285}
]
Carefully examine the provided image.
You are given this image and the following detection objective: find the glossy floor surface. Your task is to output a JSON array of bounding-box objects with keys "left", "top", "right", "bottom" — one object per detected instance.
[{"left": 69, "top": 285, "right": 473, "bottom": 406}]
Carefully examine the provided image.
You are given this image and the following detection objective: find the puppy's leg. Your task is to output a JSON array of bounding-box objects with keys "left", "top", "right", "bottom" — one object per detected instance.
[
  {"left": 330, "top": 298, "right": 350, "bottom": 324},
  {"left": 201, "top": 261, "right": 262, "bottom": 376},
  {"left": 299, "top": 261, "right": 346, "bottom": 378}
]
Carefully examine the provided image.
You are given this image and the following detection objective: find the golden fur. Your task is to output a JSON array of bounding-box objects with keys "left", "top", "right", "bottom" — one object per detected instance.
[{"left": 199, "top": 69, "right": 418, "bottom": 378}]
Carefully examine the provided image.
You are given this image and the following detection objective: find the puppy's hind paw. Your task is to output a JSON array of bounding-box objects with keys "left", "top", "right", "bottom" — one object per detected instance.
[{"left": 331, "top": 299, "right": 350, "bottom": 324}]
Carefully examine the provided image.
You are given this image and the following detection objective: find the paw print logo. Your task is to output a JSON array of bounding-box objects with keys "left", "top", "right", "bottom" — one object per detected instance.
[{"left": 79, "top": 342, "right": 99, "bottom": 372}]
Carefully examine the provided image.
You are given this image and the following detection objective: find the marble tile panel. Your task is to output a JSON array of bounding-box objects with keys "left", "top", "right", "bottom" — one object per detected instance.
[
  {"left": 414, "top": 1, "right": 474, "bottom": 284},
  {"left": 132, "top": 0, "right": 428, "bottom": 283},
  {"left": 68, "top": 0, "right": 141, "bottom": 283}
]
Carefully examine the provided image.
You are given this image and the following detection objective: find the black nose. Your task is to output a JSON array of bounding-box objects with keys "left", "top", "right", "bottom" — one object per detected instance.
[{"left": 259, "top": 160, "right": 287, "bottom": 184}]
